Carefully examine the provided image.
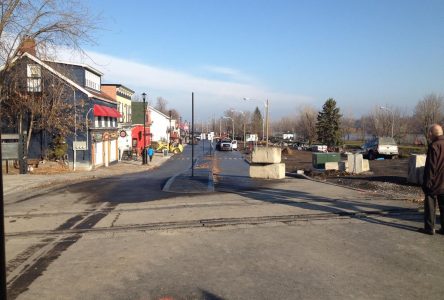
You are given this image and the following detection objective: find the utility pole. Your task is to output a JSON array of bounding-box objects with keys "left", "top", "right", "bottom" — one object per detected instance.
[
  {"left": 169, "top": 110, "right": 172, "bottom": 149},
  {"left": 191, "top": 92, "right": 194, "bottom": 177},
  {"left": 266, "top": 98, "right": 269, "bottom": 147},
  {"left": 142, "top": 92, "right": 147, "bottom": 164},
  {"left": 0, "top": 136, "right": 6, "bottom": 299}
]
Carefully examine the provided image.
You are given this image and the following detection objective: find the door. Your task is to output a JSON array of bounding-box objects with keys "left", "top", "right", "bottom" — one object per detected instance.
[
  {"left": 95, "top": 142, "right": 103, "bottom": 166},
  {"left": 110, "top": 139, "right": 117, "bottom": 162},
  {"left": 104, "top": 141, "right": 109, "bottom": 167}
]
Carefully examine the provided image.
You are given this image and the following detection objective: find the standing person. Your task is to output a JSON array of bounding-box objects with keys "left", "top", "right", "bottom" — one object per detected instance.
[
  {"left": 147, "top": 146, "right": 154, "bottom": 163},
  {"left": 420, "top": 123, "right": 444, "bottom": 235}
]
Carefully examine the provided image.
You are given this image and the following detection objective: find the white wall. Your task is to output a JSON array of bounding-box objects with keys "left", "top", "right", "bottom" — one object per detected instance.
[{"left": 149, "top": 107, "right": 170, "bottom": 142}]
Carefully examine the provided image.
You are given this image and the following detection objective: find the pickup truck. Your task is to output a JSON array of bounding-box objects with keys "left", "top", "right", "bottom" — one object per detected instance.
[
  {"left": 216, "top": 139, "right": 233, "bottom": 151},
  {"left": 361, "top": 137, "right": 398, "bottom": 160}
]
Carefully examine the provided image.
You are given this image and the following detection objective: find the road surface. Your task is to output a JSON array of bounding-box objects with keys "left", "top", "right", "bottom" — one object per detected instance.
[{"left": 4, "top": 143, "right": 444, "bottom": 299}]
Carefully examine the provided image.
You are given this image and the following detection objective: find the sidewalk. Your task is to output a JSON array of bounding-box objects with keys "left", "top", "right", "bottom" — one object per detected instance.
[
  {"left": 163, "top": 154, "right": 214, "bottom": 193},
  {"left": 2, "top": 153, "right": 170, "bottom": 196}
]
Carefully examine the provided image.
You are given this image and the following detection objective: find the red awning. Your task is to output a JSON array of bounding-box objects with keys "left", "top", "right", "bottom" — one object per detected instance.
[{"left": 94, "top": 104, "right": 122, "bottom": 118}]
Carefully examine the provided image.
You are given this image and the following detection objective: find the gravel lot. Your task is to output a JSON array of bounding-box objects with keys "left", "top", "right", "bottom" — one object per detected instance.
[{"left": 283, "top": 149, "right": 424, "bottom": 202}]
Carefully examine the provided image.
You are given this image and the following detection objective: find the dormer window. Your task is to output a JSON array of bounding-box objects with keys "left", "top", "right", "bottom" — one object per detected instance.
[
  {"left": 85, "top": 70, "right": 100, "bottom": 91},
  {"left": 27, "top": 64, "right": 41, "bottom": 92}
]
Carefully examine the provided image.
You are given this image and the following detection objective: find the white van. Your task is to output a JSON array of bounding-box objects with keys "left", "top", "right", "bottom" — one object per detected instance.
[{"left": 231, "top": 140, "right": 238, "bottom": 150}]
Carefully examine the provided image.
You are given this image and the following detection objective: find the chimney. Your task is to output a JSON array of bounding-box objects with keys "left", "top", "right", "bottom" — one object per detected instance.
[{"left": 19, "top": 37, "right": 36, "bottom": 56}]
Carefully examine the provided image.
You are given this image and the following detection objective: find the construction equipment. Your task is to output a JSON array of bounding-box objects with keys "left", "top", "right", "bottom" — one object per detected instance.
[{"left": 150, "top": 141, "right": 184, "bottom": 154}]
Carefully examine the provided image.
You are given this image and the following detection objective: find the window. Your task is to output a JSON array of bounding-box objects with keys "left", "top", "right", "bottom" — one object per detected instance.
[
  {"left": 85, "top": 70, "right": 100, "bottom": 91},
  {"left": 119, "top": 103, "right": 124, "bottom": 122},
  {"left": 27, "top": 64, "right": 41, "bottom": 92}
]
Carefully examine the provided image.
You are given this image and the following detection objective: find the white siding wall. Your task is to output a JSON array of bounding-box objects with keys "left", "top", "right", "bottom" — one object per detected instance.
[
  {"left": 110, "top": 140, "right": 117, "bottom": 162},
  {"left": 150, "top": 109, "right": 170, "bottom": 142}
]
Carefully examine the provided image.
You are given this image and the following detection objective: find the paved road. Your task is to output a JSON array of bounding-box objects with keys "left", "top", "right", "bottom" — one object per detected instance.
[{"left": 4, "top": 146, "right": 444, "bottom": 300}]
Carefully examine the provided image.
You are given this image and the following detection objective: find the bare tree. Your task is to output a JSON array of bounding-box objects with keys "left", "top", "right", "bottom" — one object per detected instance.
[
  {"left": 272, "top": 116, "right": 297, "bottom": 134},
  {"left": 0, "top": 0, "right": 98, "bottom": 154},
  {"left": 414, "top": 93, "right": 444, "bottom": 145},
  {"left": 0, "top": 0, "right": 97, "bottom": 85},
  {"left": 169, "top": 108, "right": 180, "bottom": 121},
  {"left": 364, "top": 105, "right": 408, "bottom": 141},
  {"left": 155, "top": 97, "right": 168, "bottom": 114},
  {"left": 295, "top": 105, "right": 317, "bottom": 144},
  {"left": 340, "top": 110, "right": 355, "bottom": 141}
]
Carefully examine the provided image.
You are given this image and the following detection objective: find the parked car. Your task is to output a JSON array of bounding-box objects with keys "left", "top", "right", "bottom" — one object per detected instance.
[
  {"left": 231, "top": 140, "right": 238, "bottom": 150},
  {"left": 311, "top": 144, "right": 328, "bottom": 152},
  {"left": 361, "top": 137, "right": 399, "bottom": 160},
  {"left": 216, "top": 139, "right": 232, "bottom": 151}
]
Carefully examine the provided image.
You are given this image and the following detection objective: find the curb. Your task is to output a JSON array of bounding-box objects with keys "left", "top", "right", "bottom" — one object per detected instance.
[{"left": 162, "top": 158, "right": 215, "bottom": 193}]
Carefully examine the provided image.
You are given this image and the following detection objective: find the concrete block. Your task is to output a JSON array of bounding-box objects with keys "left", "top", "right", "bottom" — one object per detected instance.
[
  {"left": 407, "top": 154, "right": 426, "bottom": 184},
  {"left": 325, "top": 162, "right": 339, "bottom": 170},
  {"left": 347, "top": 154, "right": 369, "bottom": 174},
  {"left": 251, "top": 147, "right": 281, "bottom": 164},
  {"left": 362, "top": 159, "right": 370, "bottom": 172},
  {"left": 250, "top": 163, "right": 285, "bottom": 179}
]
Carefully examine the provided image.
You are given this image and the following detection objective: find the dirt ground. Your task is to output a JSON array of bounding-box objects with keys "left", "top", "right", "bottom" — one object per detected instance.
[{"left": 282, "top": 148, "right": 424, "bottom": 202}]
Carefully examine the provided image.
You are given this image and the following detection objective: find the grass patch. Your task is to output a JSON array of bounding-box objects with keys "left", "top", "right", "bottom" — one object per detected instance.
[{"left": 399, "top": 145, "right": 426, "bottom": 158}]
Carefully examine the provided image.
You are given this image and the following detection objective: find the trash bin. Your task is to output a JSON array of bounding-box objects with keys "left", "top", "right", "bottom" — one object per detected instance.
[{"left": 163, "top": 149, "right": 169, "bottom": 157}]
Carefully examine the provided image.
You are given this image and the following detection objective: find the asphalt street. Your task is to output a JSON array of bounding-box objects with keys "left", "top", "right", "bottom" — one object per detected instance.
[{"left": 3, "top": 143, "right": 444, "bottom": 300}]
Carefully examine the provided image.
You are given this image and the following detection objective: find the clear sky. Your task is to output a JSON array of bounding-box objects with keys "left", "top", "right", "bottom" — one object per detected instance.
[{"left": 73, "top": 0, "right": 444, "bottom": 121}]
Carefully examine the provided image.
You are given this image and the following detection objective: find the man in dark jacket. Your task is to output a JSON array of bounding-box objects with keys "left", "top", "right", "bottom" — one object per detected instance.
[{"left": 421, "top": 124, "right": 444, "bottom": 235}]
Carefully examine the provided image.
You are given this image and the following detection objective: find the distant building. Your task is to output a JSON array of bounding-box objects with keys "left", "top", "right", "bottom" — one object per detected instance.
[
  {"left": 131, "top": 102, "right": 172, "bottom": 143},
  {"left": 101, "top": 84, "right": 134, "bottom": 126},
  {"left": 101, "top": 84, "right": 135, "bottom": 159}
]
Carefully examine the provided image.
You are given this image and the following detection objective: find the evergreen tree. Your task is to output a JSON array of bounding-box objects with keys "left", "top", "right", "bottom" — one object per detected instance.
[
  {"left": 251, "top": 106, "right": 263, "bottom": 139},
  {"left": 316, "top": 98, "right": 342, "bottom": 147}
]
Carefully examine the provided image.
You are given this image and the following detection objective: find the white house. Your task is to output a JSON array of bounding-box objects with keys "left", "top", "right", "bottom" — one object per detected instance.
[{"left": 147, "top": 106, "right": 172, "bottom": 142}]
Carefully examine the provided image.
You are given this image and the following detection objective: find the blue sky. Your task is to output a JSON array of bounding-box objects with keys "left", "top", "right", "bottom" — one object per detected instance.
[{"left": 76, "top": 0, "right": 444, "bottom": 121}]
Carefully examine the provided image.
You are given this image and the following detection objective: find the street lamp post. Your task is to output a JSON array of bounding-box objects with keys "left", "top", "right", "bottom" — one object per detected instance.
[
  {"left": 142, "top": 92, "right": 147, "bottom": 164},
  {"left": 223, "top": 116, "right": 234, "bottom": 140},
  {"left": 265, "top": 99, "right": 269, "bottom": 147},
  {"left": 243, "top": 97, "right": 269, "bottom": 147},
  {"left": 379, "top": 106, "right": 394, "bottom": 138}
]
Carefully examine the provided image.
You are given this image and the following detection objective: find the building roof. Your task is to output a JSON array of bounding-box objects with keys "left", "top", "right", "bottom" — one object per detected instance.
[
  {"left": 101, "top": 83, "right": 135, "bottom": 94},
  {"left": 5, "top": 52, "right": 115, "bottom": 104},
  {"left": 42, "top": 59, "right": 104, "bottom": 76}
]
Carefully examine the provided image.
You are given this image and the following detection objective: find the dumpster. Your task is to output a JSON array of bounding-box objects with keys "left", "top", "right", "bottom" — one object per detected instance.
[{"left": 312, "top": 152, "right": 341, "bottom": 169}]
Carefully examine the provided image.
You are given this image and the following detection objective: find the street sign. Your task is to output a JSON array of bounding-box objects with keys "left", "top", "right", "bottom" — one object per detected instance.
[
  {"left": 73, "top": 141, "right": 87, "bottom": 150},
  {"left": 1, "top": 143, "right": 19, "bottom": 160}
]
